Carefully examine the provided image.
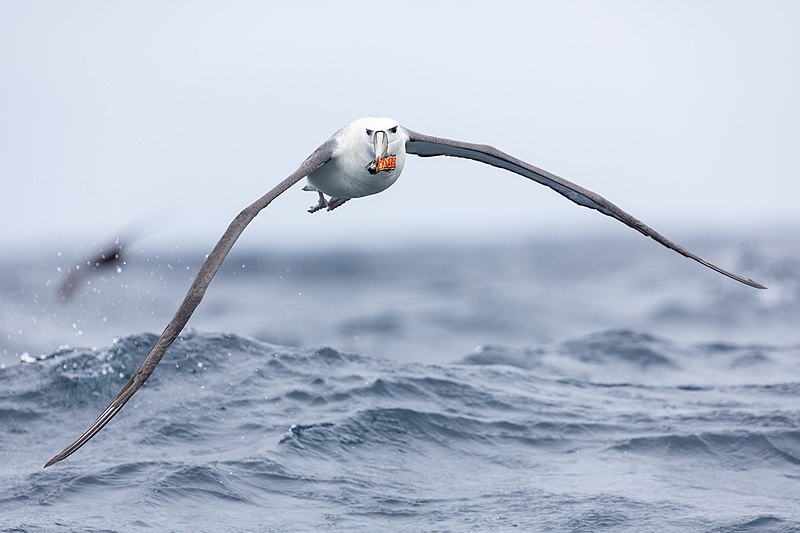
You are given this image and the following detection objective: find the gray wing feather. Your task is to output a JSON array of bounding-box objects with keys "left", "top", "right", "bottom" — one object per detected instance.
[
  {"left": 44, "top": 138, "right": 336, "bottom": 468},
  {"left": 404, "top": 128, "right": 765, "bottom": 289}
]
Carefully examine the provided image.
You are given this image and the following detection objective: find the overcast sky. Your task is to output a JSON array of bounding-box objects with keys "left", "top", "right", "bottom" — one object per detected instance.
[{"left": 1, "top": 1, "right": 797, "bottom": 253}]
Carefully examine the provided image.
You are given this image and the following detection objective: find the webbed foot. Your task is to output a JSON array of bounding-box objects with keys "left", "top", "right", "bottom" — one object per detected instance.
[
  {"left": 308, "top": 192, "right": 328, "bottom": 214},
  {"left": 327, "top": 197, "right": 350, "bottom": 211}
]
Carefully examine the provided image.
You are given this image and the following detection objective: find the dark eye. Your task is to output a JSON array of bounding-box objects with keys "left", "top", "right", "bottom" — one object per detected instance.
[
  {"left": 389, "top": 126, "right": 398, "bottom": 134},
  {"left": 365, "top": 129, "right": 373, "bottom": 136}
]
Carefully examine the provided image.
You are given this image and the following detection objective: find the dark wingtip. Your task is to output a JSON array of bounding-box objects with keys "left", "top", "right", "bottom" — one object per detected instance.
[
  {"left": 748, "top": 279, "right": 767, "bottom": 290},
  {"left": 44, "top": 456, "right": 60, "bottom": 468}
]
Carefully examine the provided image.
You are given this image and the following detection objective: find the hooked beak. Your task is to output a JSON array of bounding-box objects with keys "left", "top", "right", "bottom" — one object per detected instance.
[{"left": 373, "top": 130, "right": 388, "bottom": 167}]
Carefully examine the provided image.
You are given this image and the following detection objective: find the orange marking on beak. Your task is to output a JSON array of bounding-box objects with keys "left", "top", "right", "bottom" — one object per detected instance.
[{"left": 376, "top": 156, "right": 397, "bottom": 172}]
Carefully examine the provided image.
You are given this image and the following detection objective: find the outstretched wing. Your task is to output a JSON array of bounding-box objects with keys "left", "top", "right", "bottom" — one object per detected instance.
[
  {"left": 403, "top": 128, "right": 765, "bottom": 289},
  {"left": 45, "top": 138, "right": 337, "bottom": 468},
  {"left": 59, "top": 238, "right": 127, "bottom": 300}
]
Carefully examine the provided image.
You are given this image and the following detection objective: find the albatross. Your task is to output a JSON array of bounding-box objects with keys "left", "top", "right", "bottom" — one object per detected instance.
[{"left": 45, "top": 116, "right": 766, "bottom": 467}]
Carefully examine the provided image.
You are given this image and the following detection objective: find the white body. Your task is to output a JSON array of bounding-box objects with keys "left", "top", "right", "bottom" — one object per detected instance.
[{"left": 306, "top": 117, "right": 408, "bottom": 199}]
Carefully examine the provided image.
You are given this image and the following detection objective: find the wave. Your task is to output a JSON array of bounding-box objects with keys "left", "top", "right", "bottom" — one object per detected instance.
[
  {"left": 611, "top": 431, "right": 800, "bottom": 467},
  {"left": 2, "top": 329, "right": 799, "bottom": 531},
  {"left": 456, "top": 329, "right": 800, "bottom": 387}
]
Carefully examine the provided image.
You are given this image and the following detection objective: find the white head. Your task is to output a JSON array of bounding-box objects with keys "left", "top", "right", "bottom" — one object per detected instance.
[{"left": 354, "top": 117, "right": 403, "bottom": 167}]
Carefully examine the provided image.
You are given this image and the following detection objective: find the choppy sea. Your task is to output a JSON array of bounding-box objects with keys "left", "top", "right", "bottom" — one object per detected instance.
[{"left": 1, "top": 233, "right": 799, "bottom": 532}]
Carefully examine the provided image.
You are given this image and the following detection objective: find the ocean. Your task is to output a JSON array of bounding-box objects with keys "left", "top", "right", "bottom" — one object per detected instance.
[{"left": 1, "top": 233, "right": 798, "bottom": 532}]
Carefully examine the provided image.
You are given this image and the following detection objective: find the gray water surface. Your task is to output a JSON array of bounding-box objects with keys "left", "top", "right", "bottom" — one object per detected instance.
[{"left": 1, "top": 235, "right": 798, "bottom": 532}]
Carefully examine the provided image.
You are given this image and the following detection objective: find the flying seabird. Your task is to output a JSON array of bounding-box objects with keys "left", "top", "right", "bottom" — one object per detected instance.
[
  {"left": 45, "top": 116, "right": 766, "bottom": 467},
  {"left": 58, "top": 237, "right": 127, "bottom": 300}
]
